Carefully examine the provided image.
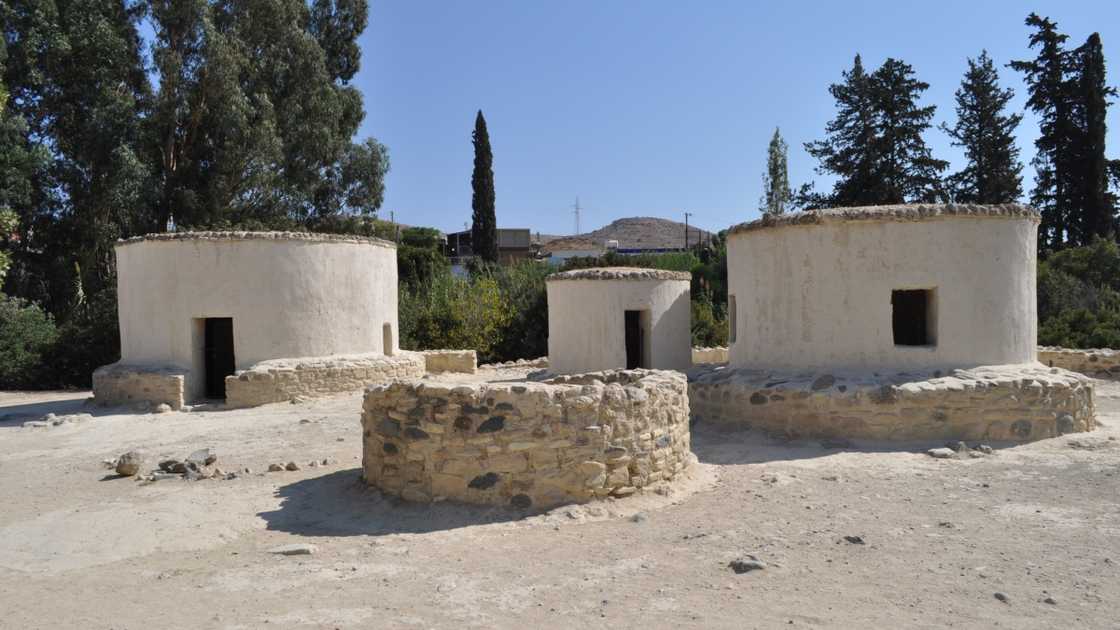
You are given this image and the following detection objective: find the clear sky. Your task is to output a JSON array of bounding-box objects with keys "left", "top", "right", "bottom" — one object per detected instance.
[{"left": 354, "top": 1, "right": 1120, "bottom": 235}]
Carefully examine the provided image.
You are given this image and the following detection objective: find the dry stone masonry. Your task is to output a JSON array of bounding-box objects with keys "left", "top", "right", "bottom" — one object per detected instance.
[
  {"left": 361, "top": 369, "right": 692, "bottom": 509},
  {"left": 225, "top": 352, "right": 425, "bottom": 408},
  {"left": 91, "top": 364, "right": 186, "bottom": 410},
  {"left": 689, "top": 363, "right": 1094, "bottom": 442},
  {"left": 419, "top": 350, "right": 478, "bottom": 374},
  {"left": 1038, "top": 346, "right": 1120, "bottom": 378},
  {"left": 692, "top": 346, "right": 729, "bottom": 365}
]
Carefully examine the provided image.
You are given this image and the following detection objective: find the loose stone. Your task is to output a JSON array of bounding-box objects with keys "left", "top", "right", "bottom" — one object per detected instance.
[{"left": 115, "top": 451, "right": 144, "bottom": 476}]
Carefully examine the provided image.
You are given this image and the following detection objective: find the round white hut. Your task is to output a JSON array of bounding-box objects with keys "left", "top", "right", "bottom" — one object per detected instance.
[
  {"left": 726, "top": 204, "right": 1040, "bottom": 371},
  {"left": 94, "top": 231, "right": 420, "bottom": 408},
  {"left": 546, "top": 267, "right": 691, "bottom": 374}
]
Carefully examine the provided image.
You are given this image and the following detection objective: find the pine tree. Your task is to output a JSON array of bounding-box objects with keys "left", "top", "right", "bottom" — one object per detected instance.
[
  {"left": 1011, "top": 13, "right": 1078, "bottom": 250},
  {"left": 760, "top": 127, "right": 791, "bottom": 215},
  {"left": 1071, "top": 33, "right": 1118, "bottom": 242},
  {"left": 807, "top": 55, "right": 947, "bottom": 206},
  {"left": 940, "top": 51, "right": 1023, "bottom": 204},
  {"left": 868, "top": 58, "right": 949, "bottom": 203},
  {"left": 470, "top": 110, "right": 498, "bottom": 263},
  {"left": 805, "top": 55, "right": 880, "bottom": 206}
]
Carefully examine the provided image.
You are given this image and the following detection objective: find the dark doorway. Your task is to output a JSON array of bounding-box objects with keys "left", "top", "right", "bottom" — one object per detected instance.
[
  {"left": 892, "top": 289, "right": 935, "bottom": 346},
  {"left": 625, "top": 310, "right": 645, "bottom": 369},
  {"left": 204, "top": 318, "right": 235, "bottom": 399}
]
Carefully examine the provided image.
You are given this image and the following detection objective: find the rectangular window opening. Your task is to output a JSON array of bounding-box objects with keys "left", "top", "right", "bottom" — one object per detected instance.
[{"left": 892, "top": 289, "right": 936, "bottom": 347}]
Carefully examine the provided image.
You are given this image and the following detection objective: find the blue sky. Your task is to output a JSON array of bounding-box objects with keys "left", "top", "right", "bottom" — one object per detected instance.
[{"left": 355, "top": 1, "right": 1120, "bottom": 235}]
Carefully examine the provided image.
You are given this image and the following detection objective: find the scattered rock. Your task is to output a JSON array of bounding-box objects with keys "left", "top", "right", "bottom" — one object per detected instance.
[
  {"left": 843, "top": 535, "right": 865, "bottom": 545},
  {"left": 938, "top": 521, "right": 955, "bottom": 528},
  {"left": 629, "top": 512, "right": 648, "bottom": 523},
  {"left": 22, "top": 420, "right": 50, "bottom": 428},
  {"left": 927, "top": 447, "right": 955, "bottom": 459},
  {"left": 268, "top": 463, "right": 285, "bottom": 472},
  {"left": 308, "top": 460, "right": 319, "bottom": 468},
  {"left": 284, "top": 461, "right": 300, "bottom": 471},
  {"left": 321, "top": 458, "right": 332, "bottom": 466},
  {"left": 268, "top": 544, "right": 317, "bottom": 556},
  {"left": 977, "top": 444, "right": 994, "bottom": 454},
  {"left": 115, "top": 451, "right": 144, "bottom": 476},
  {"left": 954, "top": 441, "right": 971, "bottom": 453},
  {"left": 299, "top": 418, "right": 312, "bottom": 424},
  {"left": 186, "top": 448, "right": 216, "bottom": 466},
  {"left": 729, "top": 557, "right": 766, "bottom": 574},
  {"left": 155, "top": 403, "right": 172, "bottom": 414},
  {"left": 994, "top": 592, "right": 1009, "bottom": 604},
  {"left": 183, "top": 469, "right": 204, "bottom": 481},
  {"left": 243, "top": 467, "right": 253, "bottom": 474},
  {"left": 150, "top": 472, "right": 180, "bottom": 481},
  {"left": 1043, "top": 596, "right": 1057, "bottom": 605}
]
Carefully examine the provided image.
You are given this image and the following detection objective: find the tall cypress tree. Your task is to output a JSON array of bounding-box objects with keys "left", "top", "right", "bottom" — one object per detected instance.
[
  {"left": 940, "top": 51, "right": 1023, "bottom": 204},
  {"left": 760, "top": 127, "right": 791, "bottom": 215},
  {"left": 1072, "top": 33, "right": 1117, "bottom": 242},
  {"left": 470, "top": 110, "right": 498, "bottom": 263},
  {"left": 805, "top": 55, "right": 879, "bottom": 206},
  {"left": 1011, "top": 13, "right": 1078, "bottom": 250}
]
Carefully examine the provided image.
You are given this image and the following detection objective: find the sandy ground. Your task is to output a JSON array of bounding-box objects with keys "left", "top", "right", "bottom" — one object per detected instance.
[{"left": 1, "top": 371, "right": 1119, "bottom": 630}]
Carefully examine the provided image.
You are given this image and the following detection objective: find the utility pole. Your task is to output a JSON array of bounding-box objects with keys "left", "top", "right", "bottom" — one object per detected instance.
[
  {"left": 684, "top": 211, "right": 692, "bottom": 250},
  {"left": 572, "top": 197, "right": 582, "bottom": 235}
]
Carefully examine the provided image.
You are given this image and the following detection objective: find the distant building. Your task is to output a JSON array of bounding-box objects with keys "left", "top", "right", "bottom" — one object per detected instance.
[{"left": 446, "top": 228, "right": 534, "bottom": 266}]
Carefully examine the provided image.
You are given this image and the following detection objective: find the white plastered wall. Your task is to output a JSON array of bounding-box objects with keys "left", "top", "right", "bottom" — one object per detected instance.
[
  {"left": 726, "top": 216, "right": 1038, "bottom": 371},
  {"left": 546, "top": 278, "right": 691, "bottom": 374},
  {"left": 115, "top": 236, "right": 399, "bottom": 400}
]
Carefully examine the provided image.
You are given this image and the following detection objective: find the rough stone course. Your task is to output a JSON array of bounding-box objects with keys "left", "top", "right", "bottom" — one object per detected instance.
[
  {"left": 225, "top": 352, "right": 425, "bottom": 407},
  {"left": 419, "top": 350, "right": 478, "bottom": 374},
  {"left": 689, "top": 363, "right": 1094, "bottom": 442},
  {"left": 728, "top": 203, "right": 1039, "bottom": 235},
  {"left": 361, "top": 369, "right": 692, "bottom": 509},
  {"left": 692, "top": 346, "right": 729, "bottom": 365},
  {"left": 92, "top": 363, "right": 186, "bottom": 410},
  {"left": 546, "top": 267, "right": 692, "bottom": 282},
  {"left": 1038, "top": 346, "right": 1120, "bottom": 378},
  {"left": 116, "top": 230, "right": 397, "bottom": 249}
]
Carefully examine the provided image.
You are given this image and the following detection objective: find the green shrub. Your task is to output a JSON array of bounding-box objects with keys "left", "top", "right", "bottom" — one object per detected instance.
[
  {"left": 399, "top": 272, "right": 510, "bottom": 361},
  {"left": 0, "top": 295, "right": 58, "bottom": 389},
  {"left": 486, "top": 261, "right": 552, "bottom": 361},
  {"left": 1038, "top": 238, "right": 1120, "bottom": 348},
  {"left": 41, "top": 288, "right": 121, "bottom": 388},
  {"left": 691, "top": 296, "right": 729, "bottom": 347}
]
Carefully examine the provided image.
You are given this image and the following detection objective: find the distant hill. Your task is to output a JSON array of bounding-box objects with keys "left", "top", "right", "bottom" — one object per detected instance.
[{"left": 539, "top": 217, "right": 714, "bottom": 251}]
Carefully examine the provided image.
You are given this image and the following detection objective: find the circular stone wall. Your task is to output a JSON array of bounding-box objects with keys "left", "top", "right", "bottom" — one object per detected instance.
[
  {"left": 361, "top": 369, "right": 692, "bottom": 509},
  {"left": 113, "top": 232, "right": 399, "bottom": 400},
  {"left": 726, "top": 204, "right": 1039, "bottom": 371},
  {"left": 546, "top": 267, "right": 691, "bottom": 374}
]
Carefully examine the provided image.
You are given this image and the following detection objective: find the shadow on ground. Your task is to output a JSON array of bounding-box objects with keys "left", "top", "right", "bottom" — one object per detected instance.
[
  {"left": 0, "top": 394, "right": 116, "bottom": 427},
  {"left": 257, "top": 469, "right": 532, "bottom": 537},
  {"left": 688, "top": 421, "right": 1020, "bottom": 466}
]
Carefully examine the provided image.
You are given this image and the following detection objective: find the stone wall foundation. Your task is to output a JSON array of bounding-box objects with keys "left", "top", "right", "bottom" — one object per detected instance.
[
  {"left": 92, "top": 363, "right": 186, "bottom": 410},
  {"left": 689, "top": 363, "right": 1094, "bottom": 442},
  {"left": 361, "top": 369, "right": 692, "bottom": 509}
]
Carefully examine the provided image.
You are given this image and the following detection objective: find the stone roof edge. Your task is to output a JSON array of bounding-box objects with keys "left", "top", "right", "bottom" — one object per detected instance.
[{"left": 727, "top": 203, "right": 1040, "bottom": 236}]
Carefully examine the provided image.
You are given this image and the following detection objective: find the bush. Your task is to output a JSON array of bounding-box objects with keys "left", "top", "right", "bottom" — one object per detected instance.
[
  {"left": 1038, "top": 238, "right": 1120, "bottom": 348},
  {"left": 691, "top": 296, "right": 729, "bottom": 347},
  {"left": 399, "top": 272, "right": 510, "bottom": 361},
  {"left": 41, "top": 288, "right": 121, "bottom": 388},
  {"left": 486, "top": 262, "right": 552, "bottom": 361},
  {"left": 0, "top": 294, "right": 58, "bottom": 389}
]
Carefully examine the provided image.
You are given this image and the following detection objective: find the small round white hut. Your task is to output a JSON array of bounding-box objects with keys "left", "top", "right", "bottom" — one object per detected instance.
[
  {"left": 94, "top": 231, "right": 423, "bottom": 409},
  {"left": 726, "top": 204, "right": 1040, "bottom": 371},
  {"left": 546, "top": 267, "right": 691, "bottom": 374}
]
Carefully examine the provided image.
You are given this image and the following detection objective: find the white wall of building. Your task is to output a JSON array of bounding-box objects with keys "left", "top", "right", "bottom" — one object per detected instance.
[
  {"left": 115, "top": 233, "right": 398, "bottom": 398},
  {"left": 726, "top": 215, "right": 1038, "bottom": 371},
  {"left": 547, "top": 273, "right": 691, "bottom": 374}
]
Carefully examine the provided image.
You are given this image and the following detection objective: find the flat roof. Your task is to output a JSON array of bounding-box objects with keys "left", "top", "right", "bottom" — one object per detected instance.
[
  {"left": 727, "top": 203, "right": 1039, "bottom": 236},
  {"left": 116, "top": 231, "right": 398, "bottom": 249},
  {"left": 547, "top": 267, "right": 692, "bottom": 282}
]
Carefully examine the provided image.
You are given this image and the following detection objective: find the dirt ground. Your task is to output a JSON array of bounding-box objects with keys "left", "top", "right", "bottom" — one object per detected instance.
[{"left": 1, "top": 371, "right": 1119, "bottom": 630}]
